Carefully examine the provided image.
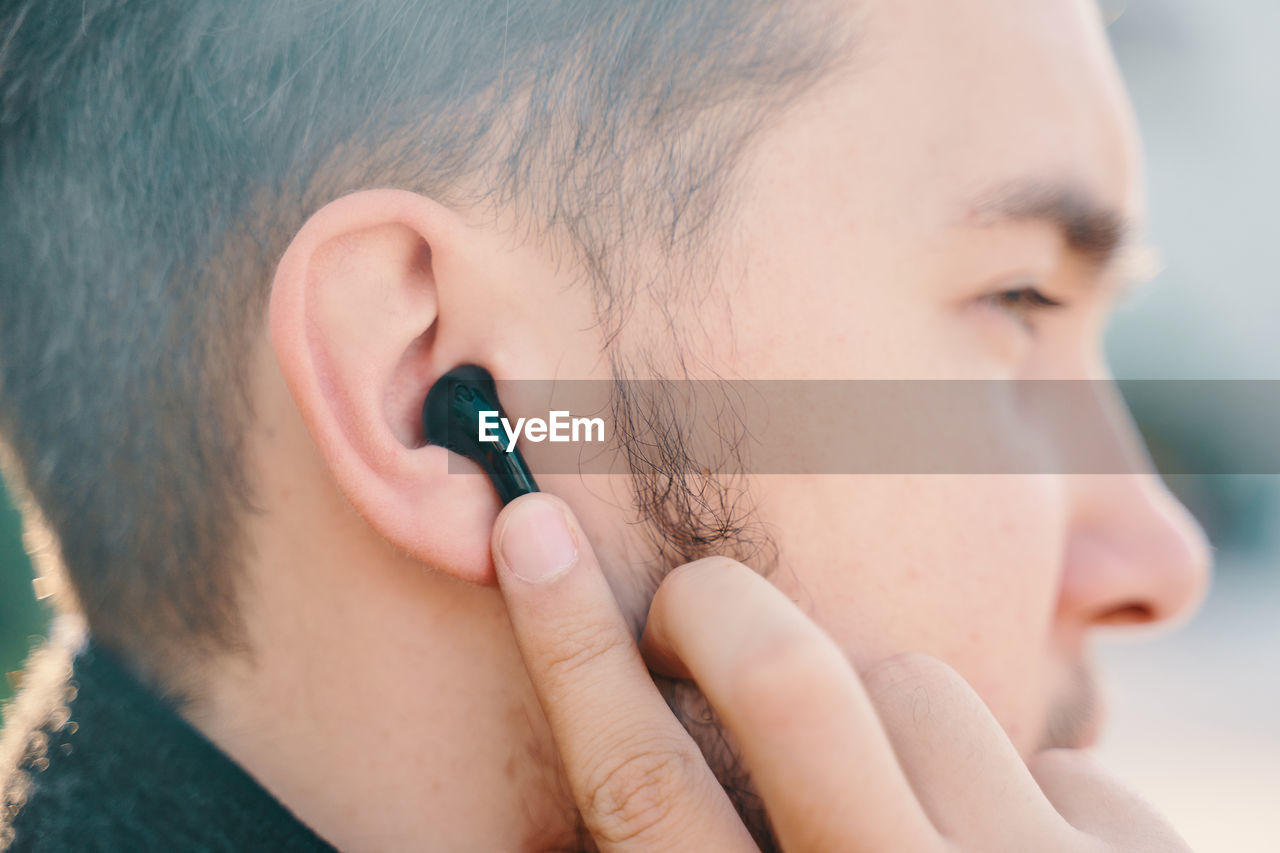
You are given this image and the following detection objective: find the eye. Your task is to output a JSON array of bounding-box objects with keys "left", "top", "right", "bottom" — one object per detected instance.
[{"left": 979, "top": 285, "right": 1066, "bottom": 333}]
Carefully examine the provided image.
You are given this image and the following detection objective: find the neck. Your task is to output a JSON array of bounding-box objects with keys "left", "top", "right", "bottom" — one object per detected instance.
[{"left": 188, "top": 509, "right": 577, "bottom": 852}]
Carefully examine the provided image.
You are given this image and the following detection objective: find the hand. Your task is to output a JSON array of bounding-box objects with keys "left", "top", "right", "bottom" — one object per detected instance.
[{"left": 490, "top": 493, "right": 1192, "bottom": 852}]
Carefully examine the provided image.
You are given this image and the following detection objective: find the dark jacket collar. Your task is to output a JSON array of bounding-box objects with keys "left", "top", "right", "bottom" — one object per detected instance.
[{"left": 1, "top": 629, "right": 338, "bottom": 852}]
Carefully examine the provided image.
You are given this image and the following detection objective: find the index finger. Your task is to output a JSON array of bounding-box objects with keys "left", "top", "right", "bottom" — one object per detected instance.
[{"left": 491, "top": 493, "right": 756, "bottom": 852}]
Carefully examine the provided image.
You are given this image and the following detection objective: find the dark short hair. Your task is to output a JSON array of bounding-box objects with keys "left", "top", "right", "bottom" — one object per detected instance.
[{"left": 0, "top": 0, "right": 846, "bottom": 686}]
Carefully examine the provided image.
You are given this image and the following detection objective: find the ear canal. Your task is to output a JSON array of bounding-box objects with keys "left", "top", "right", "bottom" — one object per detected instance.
[{"left": 422, "top": 364, "right": 540, "bottom": 505}]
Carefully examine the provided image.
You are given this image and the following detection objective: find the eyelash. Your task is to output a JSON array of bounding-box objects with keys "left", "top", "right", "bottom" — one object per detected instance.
[{"left": 981, "top": 286, "right": 1066, "bottom": 332}]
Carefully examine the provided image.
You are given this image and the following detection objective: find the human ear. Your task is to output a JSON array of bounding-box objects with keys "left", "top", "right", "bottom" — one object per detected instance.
[{"left": 267, "top": 188, "right": 507, "bottom": 585}]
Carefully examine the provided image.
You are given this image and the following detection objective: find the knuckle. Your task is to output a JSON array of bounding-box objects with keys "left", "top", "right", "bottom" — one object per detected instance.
[
  {"left": 863, "top": 652, "right": 958, "bottom": 700},
  {"left": 862, "top": 652, "right": 967, "bottom": 725},
  {"left": 539, "top": 618, "right": 631, "bottom": 687},
  {"left": 580, "top": 739, "right": 695, "bottom": 845}
]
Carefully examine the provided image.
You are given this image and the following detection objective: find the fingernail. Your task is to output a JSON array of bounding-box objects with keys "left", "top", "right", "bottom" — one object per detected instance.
[{"left": 499, "top": 497, "right": 579, "bottom": 584}]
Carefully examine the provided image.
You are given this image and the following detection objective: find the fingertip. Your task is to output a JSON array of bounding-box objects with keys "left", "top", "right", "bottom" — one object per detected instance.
[
  {"left": 641, "top": 558, "right": 762, "bottom": 684},
  {"left": 491, "top": 493, "right": 576, "bottom": 560},
  {"left": 493, "top": 493, "right": 581, "bottom": 586}
]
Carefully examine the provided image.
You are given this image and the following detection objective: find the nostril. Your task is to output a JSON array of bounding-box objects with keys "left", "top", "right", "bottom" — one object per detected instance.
[{"left": 1096, "top": 603, "right": 1155, "bottom": 626}]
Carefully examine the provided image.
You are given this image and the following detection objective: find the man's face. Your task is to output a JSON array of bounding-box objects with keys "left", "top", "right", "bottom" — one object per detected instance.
[{"left": 563, "top": 0, "right": 1210, "bottom": 777}]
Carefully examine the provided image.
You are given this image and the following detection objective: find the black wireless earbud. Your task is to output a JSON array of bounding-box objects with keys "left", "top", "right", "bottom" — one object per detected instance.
[{"left": 423, "top": 364, "right": 540, "bottom": 505}]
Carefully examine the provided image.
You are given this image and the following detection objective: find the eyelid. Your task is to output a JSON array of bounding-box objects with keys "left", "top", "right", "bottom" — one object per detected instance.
[
  {"left": 983, "top": 284, "right": 1066, "bottom": 310},
  {"left": 1000, "top": 286, "right": 1064, "bottom": 308},
  {"left": 975, "top": 284, "right": 1067, "bottom": 334}
]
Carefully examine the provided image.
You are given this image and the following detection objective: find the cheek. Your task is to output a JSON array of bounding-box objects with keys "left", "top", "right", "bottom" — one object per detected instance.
[{"left": 758, "top": 474, "right": 1066, "bottom": 747}]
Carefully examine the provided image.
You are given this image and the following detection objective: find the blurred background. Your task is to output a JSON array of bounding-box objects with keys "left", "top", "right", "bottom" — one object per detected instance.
[
  {"left": 1, "top": 1, "right": 1276, "bottom": 850},
  {"left": 1093, "top": 2, "right": 1280, "bottom": 851}
]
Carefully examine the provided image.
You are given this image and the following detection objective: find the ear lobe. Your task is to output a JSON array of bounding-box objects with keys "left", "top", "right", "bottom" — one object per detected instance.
[{"left": 268, "top": 189, "right": 502, "bottom": 585}]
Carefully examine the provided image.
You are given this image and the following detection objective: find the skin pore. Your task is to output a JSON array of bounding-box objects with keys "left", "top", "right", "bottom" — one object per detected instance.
[{"left": 190, "top": 1, "right": 1209, "bottom": 851}]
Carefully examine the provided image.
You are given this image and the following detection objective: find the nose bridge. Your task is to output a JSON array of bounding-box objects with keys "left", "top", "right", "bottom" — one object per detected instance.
[
  {"left": 1033, "top": 377, "right": 1154, "bottom": 478},
  {"left": 1060, "top": 473, "right": 1213, "bottom": 629}
]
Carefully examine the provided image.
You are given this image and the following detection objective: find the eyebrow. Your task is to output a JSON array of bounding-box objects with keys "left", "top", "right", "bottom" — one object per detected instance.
[{"left": 966, "top": 179, "right": 1135, "bottom": 270}]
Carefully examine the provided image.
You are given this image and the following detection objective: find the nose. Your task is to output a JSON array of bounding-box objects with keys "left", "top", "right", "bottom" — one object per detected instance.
[{"left": 1058, "top": 474, "right": 1213, "bottom": 629}]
